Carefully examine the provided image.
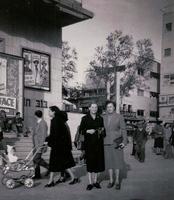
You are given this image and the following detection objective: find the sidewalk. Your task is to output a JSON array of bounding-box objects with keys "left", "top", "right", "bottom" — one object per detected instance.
[{"left": 1, "top": 139, "right": 174, "bottom": 200}]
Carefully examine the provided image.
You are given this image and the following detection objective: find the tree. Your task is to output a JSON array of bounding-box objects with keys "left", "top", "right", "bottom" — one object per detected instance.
[
  {"left": 120, "top": 39, "right": 154, "bottom": 97},
  {"left": 62, "top": 41, "right": 78, "bottom": 88},
  {"left": 87, "top": 30, "right": 154, "bottom": 99}
]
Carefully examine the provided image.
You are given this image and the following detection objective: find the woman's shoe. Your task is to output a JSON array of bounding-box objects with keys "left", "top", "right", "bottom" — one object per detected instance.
[
  {"left": 45, "top": 182, "right": 55, "bottom": 187},
  {"left": 93, "top": 182, "right": 101, "bottom": 189},
  {"left": 69, "top": 178, "right": 79, "bottom": 185},
  {"left": 86, "top": 184, "right": 93, "bottom": 190},
  {"left": 115, "top": 182, "right": 121, "bottom": 190},
  {"left": 107, "top": 182, "right": 114, "bottom": 188},
  {"left": 55, "top": 177, "right": 66, "bottom": 184}
]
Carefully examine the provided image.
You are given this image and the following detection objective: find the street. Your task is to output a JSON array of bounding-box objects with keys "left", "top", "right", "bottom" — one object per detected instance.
[{"left": 1, "top": 138, "right": 174, "bottom": 200}]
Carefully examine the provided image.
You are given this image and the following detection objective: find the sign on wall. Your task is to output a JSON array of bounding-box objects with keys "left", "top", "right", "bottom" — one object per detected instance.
[
  {"left": 22, "top": 48, "right": 51, "bottom": 91},
  {"left": 0, "top": 58, "right": 7, "bottom": 94},
  {"left": 0, "top": 53, "right": 23, "bottom": 116}
]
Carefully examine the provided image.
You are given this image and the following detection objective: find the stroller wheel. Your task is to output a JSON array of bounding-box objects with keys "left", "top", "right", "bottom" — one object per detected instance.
[
  {"left": 6, "top": 179, "right": 16, "bottom": 189},
  {"left": 1, "top": 177, "right": 8, "bottom": 185},
  {"left": 24, "top": 178, "right": 34, "bottom": 188}
]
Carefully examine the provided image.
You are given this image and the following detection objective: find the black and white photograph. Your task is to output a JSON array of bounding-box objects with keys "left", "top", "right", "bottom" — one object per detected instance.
[{"left": 0, "top": 0, "right": 174, "bottom": 200}]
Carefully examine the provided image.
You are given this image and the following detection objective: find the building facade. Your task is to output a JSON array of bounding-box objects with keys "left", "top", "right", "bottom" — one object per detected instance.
[
  {"left": 0, "top": 0, "right": 93, "bottom": 128},
  {"left": 160, "top": 0, "right": 174, "bottom": 122},
  {"left": 122, "top": 62, "right": 160, "bottom": 122}
]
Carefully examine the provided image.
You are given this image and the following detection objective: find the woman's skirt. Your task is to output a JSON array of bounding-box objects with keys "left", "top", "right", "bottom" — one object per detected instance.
[
  {"left": 49, "top": 148, "right": 75, "bottom": 172},
  {"left": 104, "top": 144, "right": 125, "bottom": 170}
]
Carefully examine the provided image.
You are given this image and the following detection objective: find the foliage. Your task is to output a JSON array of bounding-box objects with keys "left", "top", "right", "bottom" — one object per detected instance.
[
  {"left": 87, "top": 30, "right": 154, "bottom": 98},
  {"left": 62, "top": 41, "right": 78, "bottom": 87}
]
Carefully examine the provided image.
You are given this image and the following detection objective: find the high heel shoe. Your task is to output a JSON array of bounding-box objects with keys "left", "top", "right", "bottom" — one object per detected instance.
[
  {"left": 107, "top": 182, "right": 114, "bottom": 188},
  {"left": 69, "top": 178, "right": 79, "bottom": 185},
  {"left": 45, "top": 182, "right": 55, "bottom": 187},
  {"left": 115, "top": 182, "right": 121, "bottom": 190},
  {"left": 55, "top": 177, "right": 66, "bottom": 185}
]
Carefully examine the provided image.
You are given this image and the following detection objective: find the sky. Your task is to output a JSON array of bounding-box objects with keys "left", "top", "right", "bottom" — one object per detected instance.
[{"left": 63, "top": 0, "right": 166, "bottom": 85}]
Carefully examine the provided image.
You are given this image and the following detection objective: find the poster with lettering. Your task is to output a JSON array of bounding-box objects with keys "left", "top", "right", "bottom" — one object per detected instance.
[
  {"left": 22, "top": 49, "right": 50, "bottom": 91},
  {"left": 0, "top": 57, "right": 7, "bottom": 94},
  {"left": 0, "top": 53, "right": 23, "bottom": 116}
]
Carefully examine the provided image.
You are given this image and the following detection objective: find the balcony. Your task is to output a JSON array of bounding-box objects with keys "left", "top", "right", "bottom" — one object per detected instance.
[{"left": 0, "top": 0, "right": 93, "bottom": 27}]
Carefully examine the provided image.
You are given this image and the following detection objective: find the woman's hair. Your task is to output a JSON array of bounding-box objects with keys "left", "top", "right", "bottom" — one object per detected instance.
[
  {"left": 89, "top": 102, "right": 98, "bottom": 108},
  {"left": 60, "top": 111, "right": 68, "bottom": 122},
  {"left": 49, "top": 106, "right": 61, "bottom": 117},
  {"left": 105, "top": 100, "right": 116, "bottom": 109}
]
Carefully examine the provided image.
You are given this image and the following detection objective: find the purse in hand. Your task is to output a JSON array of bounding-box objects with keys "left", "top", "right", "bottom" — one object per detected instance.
[{"left": 113, "top": 136, "right": 123, "bottom": 149}]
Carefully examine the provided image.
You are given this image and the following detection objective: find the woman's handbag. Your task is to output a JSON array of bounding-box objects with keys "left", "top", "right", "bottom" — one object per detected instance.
[
  {"left": 113, "top": 136, "right": 123, "bottom": 149},
  {"left": 97, "top": 127, "right": 106, "bottom": 138}
]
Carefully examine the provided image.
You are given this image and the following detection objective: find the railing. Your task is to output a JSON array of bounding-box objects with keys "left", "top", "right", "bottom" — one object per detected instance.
[{"left": 120, "top": 111, "right": 137, "bottom": 118}]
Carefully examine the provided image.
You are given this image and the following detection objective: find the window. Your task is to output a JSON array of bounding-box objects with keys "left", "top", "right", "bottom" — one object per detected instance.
[
  {"left": 163, "top": 74, "right": 174, "bottom": 85},
  {"left": 168, "top": 96, "right": 174, "bottom": 105},
  {"left": 150, "top": 71, "right": 160, "bottom": 79},
  {"left": 138, "top": 68, "right": 144, "bottom": 76},
  {"left": 164, "top": 48, "right": 171, "bottom": 57},
  {"left": 123, "top": 104, "right": 126, "bottom": 111},
  {"left": 137, "top": 110, "right": 144, "bottom": 116},
  {"left": 0, "top": 38, "right": 5, "bottom": 52},
  {"left": 137, "top": 89, "right": 144, "bottom": 96},
  {"left": 128, "top": 105, "right": 132, "bottom": 112},
  {"left": 166, "top": 23, "right": 172, "bottom": 32},
  {"left": 159, "top": 96, "right": 167, "bottom": 104},
  {"left": 150, "top": 92, "right": 158, "bottom": 98},
  {"left": 150, "top": 111, "right": 158, "bottom": 118}
]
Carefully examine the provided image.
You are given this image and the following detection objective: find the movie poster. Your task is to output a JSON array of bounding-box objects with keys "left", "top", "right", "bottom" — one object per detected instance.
[
  {"left": 0, "top": 53, "right": 23, "bottom": 116},
  {"left": 22, "top": 49, "right": 50, "bottom": 91},
  {"left": 0, "top": 57, "right": 7, "bottom": 95}
]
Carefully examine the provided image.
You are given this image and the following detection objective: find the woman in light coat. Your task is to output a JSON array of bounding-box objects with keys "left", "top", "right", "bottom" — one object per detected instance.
[{"left": 103, "top": 101, "right": 127, "bottom": 190}]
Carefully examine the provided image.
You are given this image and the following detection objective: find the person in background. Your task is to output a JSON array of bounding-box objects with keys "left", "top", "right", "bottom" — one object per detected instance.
[
  {"left": 131, "top": 124, "right": 138, "bottom": 156},
  {"left": 103, "top": 101, "right": 127, "bottom": 190},
  {"left": 134, "top": 121, "right": 148, "bottom": 162},
  {"left": 163, "top": 123, "right": 173, "bottom": 159},
  {"left": 45, "top": 106, "right": 79, "bottom": 187},
  {"left": 0, "top": 110, "right": 8, "bottom": 132},
  {"left": 14, "top": 112, "right": 23, "bottom": 137},
  {"left": 79, "top": 103, "right": 105, "bottom": 191},
  {"left": 32, "top": 110, "right": 49, "bottom": 179},
  {"left": 0, "top": 121, "right": 7, "bottom": 166},
  {"left": 152, "top": 120, "right": 164, "bottom": 155},
  {"left": 169, "top": 121, "right": 174, "bottom": 154}
]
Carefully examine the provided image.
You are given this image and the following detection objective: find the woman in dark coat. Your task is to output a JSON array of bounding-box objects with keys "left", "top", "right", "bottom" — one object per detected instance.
[
  {"left": 79, "top": 103, "right": 105, "bottom": 190},
  {"left": 45, "top": 106, "right": 78, "bottom": 187}
]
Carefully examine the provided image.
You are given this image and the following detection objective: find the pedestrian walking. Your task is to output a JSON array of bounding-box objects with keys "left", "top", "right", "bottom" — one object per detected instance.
[
  {"left": 45, "top": 106, "right": 79, "bottom": 187},
  {"left": 103, "top": 101, "right": 127, "bottom": 190},
  {"left": 134, "top": 121, "right": 148, "bottom": 162},
  {"left": 32, "top": 110, "right": 49, "bottom": 179}
]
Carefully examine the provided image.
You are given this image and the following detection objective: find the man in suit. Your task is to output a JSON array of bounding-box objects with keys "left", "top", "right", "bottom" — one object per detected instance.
[{"left": 32, "top": 110, "right": 49, "bottom": 179}]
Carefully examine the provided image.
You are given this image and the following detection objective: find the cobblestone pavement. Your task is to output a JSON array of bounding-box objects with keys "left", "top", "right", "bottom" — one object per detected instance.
[{"left": 1, "top": 139, "right": 174, "bottom": 200}]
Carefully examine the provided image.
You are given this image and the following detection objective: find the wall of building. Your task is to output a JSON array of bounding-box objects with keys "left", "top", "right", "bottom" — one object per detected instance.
[
  {"left": 160, "top": 3, "right": 174, "bottom": 121},
  {"left": 0, "top": 10, "right": 62, "bottom": 129},
  {"left": 122, "top": 62, "right": 159, "bottom": 120}
]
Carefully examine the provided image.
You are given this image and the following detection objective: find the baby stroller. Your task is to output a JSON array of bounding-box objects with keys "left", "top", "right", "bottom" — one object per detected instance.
[{"left": 0, "top": 145, "right": 47, "bottom": 189}]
